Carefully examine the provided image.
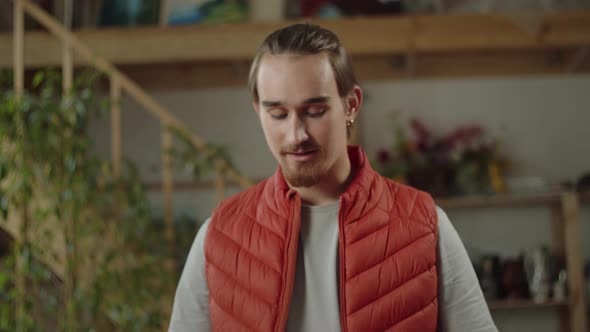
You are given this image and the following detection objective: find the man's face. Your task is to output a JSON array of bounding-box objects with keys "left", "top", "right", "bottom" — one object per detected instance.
[{"left": 254, "top": 53, "right": 354, "bottom": 188}]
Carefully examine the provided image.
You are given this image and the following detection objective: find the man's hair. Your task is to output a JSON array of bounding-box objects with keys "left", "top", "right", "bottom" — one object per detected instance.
[{"left": 248, "top": 23, "right": 357, "bottom": 103}]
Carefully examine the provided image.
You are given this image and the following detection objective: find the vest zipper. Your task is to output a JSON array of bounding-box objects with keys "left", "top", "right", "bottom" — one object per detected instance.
[
  {"left": 338, "top": 197, "right": 348, "bottom": 332},
  {"left": 275, "top": 193, "right": 301, "bottom": 331}
]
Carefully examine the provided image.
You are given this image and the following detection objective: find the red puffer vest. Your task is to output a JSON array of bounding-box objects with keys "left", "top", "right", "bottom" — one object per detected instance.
[{"left": 204, "top": 146, "right": 438, "bottom": 332}]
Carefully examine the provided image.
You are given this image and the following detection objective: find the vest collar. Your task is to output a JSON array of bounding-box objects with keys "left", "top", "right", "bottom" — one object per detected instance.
[{"left": 270, "top": 145, "right": 382, "bottom": 221}]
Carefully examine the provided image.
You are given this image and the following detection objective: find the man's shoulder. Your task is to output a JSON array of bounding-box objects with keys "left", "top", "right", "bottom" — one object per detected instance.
[
  {"left": 379, "top": 176, "right": 435, "bottom": 207},
  {"left": 212, "top": 176, "right": 271, "bottom": 217},
  {"left": 376, "top": 175, "right": 437, "bottom": 228}
]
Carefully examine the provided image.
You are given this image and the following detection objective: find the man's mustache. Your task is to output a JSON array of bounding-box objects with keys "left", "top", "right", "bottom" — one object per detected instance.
[{"left": 281, "top": 141, "right": 320, "bottom": 154}]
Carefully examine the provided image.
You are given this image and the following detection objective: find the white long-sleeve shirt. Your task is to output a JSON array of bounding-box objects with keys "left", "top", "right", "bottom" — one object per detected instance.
[{"left": 169, "top": 204, "right": 497, "bottom": 332}]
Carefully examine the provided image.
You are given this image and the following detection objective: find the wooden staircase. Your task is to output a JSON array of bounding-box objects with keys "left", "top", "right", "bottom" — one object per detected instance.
[{"left": 2, "top": 0, "right": 254, "bottom": 328}]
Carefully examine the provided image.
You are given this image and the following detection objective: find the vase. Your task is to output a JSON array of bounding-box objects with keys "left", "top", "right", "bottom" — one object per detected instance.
[{"left": 524, "top": 246, "right": 551, "bottom": 303}]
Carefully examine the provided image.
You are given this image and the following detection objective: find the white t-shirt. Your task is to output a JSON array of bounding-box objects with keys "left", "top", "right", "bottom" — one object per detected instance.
[{"left": 169, "top": 204, "right": 498, "bottom": 332}]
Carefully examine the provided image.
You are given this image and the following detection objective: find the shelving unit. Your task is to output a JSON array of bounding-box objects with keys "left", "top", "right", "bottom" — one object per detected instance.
[
  {"left": 437, "top": 190, "right": 563, "bottom": 209},
  {"left": 1, "top": 11, "right": 589, "bottom": 89},
  {"left": 488, "top": 299, "right": 571, "bottom": 310},
  {"left": 437, "top": 190, "right": 587, "bottom": 332}
]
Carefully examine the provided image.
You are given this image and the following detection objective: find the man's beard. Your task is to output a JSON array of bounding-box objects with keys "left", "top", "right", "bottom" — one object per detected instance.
[
  {"left": 280, "top": 141, "right": 326, "bottom": 188},
  {"left": 283, "top": 159, "right": 323, "bottom": 187}
]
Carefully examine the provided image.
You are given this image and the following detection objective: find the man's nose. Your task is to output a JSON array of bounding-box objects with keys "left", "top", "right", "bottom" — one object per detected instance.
[{"left": 286, "top": 115, "right": 309, "bottom": 146}]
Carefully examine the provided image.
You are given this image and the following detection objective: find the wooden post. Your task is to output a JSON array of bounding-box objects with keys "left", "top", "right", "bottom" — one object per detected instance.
[
  {"left": 161, "top": 126, "right": 175, "bottom": 257},
  {"left": 551, "top": 204, "right": 566, "bottom": 257},
  {"left": 62, "top": 4, "right": 76, "bottom": 328},
  {"left": 161, "top": 126, "right": 174, "bottom": 243},
  {"left": 551, "top": 203, "right": 570, "bottom": 332},
  {"left": 161, "top": 126, "right": 175, "bottom": 331},
  {"left": 159, "top": 0, "right": 169, "bottom": 27},
  {"left": 215, "top": 169, "right": 226, "bottom": 204},
  {"left": 161, "top": 125, "right": 175, "bottom": 331},
  {"left": 13, "top": 1, "right": 26, "bottom": 330},
  {"left": 560, "top": 192, "right": 588, "bottom": 332},
  {"left": 62, "top": 0, "right": 72, "bottom": 94},
  {"left": 110, "top": 77, "right": 122, "bottom": 177},
  {"left": 13, "top": 0, "right": 24, "bottom": 97}
]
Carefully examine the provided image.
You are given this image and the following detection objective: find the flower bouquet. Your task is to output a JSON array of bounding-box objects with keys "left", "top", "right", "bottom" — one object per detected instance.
[{"left": 375, "top": 118, "right": 507, "bottom": 197}]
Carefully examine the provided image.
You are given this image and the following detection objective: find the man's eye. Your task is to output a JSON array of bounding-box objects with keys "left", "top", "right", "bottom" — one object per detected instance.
[
  {"left": 307, "top": 107, "right": 327, "bottom": 118},
  {"left": 269, "top": 111, "right": 287, "bottom": 120}
]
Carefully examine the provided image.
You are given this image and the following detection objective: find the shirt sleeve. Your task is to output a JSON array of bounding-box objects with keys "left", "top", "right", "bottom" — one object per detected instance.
[
  {"left": 169, "top": 218, "right": 212, "bottom": 332},
  {"left": 436, "top": 207, "right": 498, "bottom": 332}
]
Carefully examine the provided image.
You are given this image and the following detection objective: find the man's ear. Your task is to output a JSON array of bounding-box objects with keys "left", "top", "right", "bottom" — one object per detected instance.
[{"left": 346, "top": 85, "right": 363, "bottom": 120}]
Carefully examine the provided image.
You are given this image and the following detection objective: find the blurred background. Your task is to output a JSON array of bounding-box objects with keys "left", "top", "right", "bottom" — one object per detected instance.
[{"left": 1, "top": 0, "right": 590, "bottom": 331}]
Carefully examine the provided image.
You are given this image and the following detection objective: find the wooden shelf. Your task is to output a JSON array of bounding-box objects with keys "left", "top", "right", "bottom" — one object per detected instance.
[
  {"left": 1, "top": 11, "right": 590, "bottom": 88},
  {"left": 488, "top": 299, "right": 571, "bottom": 310},
  {"left": 2, "top": 11, "right": 589, "bottom": 66},
  {"left": 436, "top": 191, "right": 564, "bottom": 209},
  {"left": 144, "top": 178, "right": 585, "bottom": 212},
  {"left": 145, "top": 179, "right": 567, "bottom": 208},
  {"left": 143, "top": 178, "right": 264, "bottom": 191}
]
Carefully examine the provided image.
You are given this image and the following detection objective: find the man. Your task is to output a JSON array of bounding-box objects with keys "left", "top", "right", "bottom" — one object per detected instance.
[{"left": 170, "top": 23, "right": 497, "bottom": 332}]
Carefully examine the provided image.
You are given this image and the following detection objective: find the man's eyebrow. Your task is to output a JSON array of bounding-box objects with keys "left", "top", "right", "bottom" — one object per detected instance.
[
  {"left": 261, "top": 100, "right": 282, "bottom": 108},
  {"left": 260, "top": 96, "right": 330, "bottom": 108},
  {"left": 302, "top": 96, "right": 330, "bottom": 104}
]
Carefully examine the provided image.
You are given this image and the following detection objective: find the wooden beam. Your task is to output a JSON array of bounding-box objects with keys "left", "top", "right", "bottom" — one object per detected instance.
[
  {"left": 161, "top": 127, "right": 174, "bottom": 247},
  {"left": 143, "top": 178, "right": 264, "bottom": 191},
  {"left": 358, "top": 49, "right": 590, "bottom": 81},
  {"left": 413, "top": 49, "right": 580, "bottom": 77},
  {"left": 543, "top": 10, "right": 590, "bottom": 47},
  {"left": 121, "top": 61, "right": 247, "bottom": 90},
  {"left": 13, "top": 0, "right": 24, "bottom": 96},
  {"left": 61, "top": 0, "right": 72, "bottom": 94},
  {"left": 117, "top": 49, "right": 590, "bottom": 91},
  {"left": 110, "top": 77, "right": 122, "bottom": 177},
  {"left": 12, "top": 2, "right": 25, "bottom": 327},
  {"left": 551, "top": 203, "right": 569, "bottom": 332},
  {"left": 2, "top": 11, "right": 590, "bottom": 68},
  {"left": 159, "top": 0, "right": 169, "bottom": 27},
  {"left": 436, "top": 191, "right": 562, "bottom": 209},
  {"left": 487, "top": 299, "right": 570, "bottom": 310},
  {"left": 160, "top": 126, "right": 175, "bottom": 331},
  {"left": 566, "top": 46, "right": 590, "bottom": 73},
  {"left": 215, "top": 171, "right": 226, "bottom": 204},
  {"left": 559, "top": 192, "right": 588, "bottom": 332},
  {"left": 551, "top": 204, "right": 566, "bottom": 259}
]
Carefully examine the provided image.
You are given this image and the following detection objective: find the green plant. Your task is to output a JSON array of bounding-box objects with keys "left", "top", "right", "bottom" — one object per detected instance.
[
  {"left": 168, "top": 126, "right": 235, "bottom": 179},
  {"left": 0, "top": 68, "right": 233, "bottom": 331}
]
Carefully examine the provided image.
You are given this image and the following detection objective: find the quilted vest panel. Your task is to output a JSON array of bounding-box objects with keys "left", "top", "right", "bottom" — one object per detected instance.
[{"left": 204, "top": 146, "right": 438, "bottom": 332}]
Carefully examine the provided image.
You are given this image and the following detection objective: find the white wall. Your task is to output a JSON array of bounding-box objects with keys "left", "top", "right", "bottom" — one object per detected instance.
[
  {"left": 90, "top": 74, "right": 590, "bottom": 332},
  {"left": 361, "top": 76, "right": 590, "bottom": 181}
]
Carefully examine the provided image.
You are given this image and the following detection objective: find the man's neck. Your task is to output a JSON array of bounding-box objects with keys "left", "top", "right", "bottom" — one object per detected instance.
[{"left": 292, "top": 154, "right": 353, "bottom": 206}]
